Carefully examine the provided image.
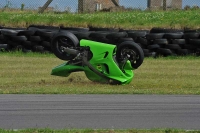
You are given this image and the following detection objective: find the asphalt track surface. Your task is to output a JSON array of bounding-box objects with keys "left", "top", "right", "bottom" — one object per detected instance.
[{"left": 0, "top": 95, "right": 200, "bottom": 130}]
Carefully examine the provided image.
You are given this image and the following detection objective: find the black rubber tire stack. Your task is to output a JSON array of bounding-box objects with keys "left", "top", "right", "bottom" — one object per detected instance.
[
  {"left": 0, "top": 28, "right": 26, "bottom": 52},
  {"left": 27, "top": 25, "right": 59, "bottom": 53},
  {"left": 184, "top": 31, "right": 200, "bottom": 55},
  {"left": 0, "top": 28, "right": 8, "bottom": 52},
  {"left": 0, "top": 25, "right": 200, "bottom": 58}
]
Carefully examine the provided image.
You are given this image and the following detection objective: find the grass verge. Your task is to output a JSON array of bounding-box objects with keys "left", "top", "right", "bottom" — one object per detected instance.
[
  {"left": 0, "top": 52, "right": 200, "bottom": 94},
  {"left": 0, "top": 9, "right": 200, "bottom": 29}
]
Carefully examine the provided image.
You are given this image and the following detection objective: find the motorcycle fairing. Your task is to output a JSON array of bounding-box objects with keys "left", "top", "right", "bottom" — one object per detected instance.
[{"left": 51, "top": 39, "right": 134, "bottom": 85}]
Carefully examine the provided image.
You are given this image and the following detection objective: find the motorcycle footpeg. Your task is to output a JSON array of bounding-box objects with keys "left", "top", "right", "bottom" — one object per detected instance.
[{"left": 61, "top": 46, "right": 80, "bottom": 55}]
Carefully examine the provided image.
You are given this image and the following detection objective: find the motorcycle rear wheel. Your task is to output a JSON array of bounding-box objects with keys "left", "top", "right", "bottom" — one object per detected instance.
[{"left": 51, "top": 32, "right": 79, "bottom": 61}]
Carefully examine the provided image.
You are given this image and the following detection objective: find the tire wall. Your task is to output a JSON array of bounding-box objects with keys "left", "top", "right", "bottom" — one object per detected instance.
[{"left": 0, "top": 26, "right": 200, "bottom": 57}]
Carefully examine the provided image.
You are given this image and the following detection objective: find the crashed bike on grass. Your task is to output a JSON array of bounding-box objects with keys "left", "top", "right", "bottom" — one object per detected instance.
[{"left": 51, "top": 31, "right": 144, "bottom": 85}]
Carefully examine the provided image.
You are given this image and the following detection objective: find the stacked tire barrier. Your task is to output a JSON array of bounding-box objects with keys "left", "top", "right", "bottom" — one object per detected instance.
[
  {"left": 0, "top": 25, "right": 60, "bottom": 53},
  {"left": 0, "top": 25, "right": 200, "bottom": 57}
]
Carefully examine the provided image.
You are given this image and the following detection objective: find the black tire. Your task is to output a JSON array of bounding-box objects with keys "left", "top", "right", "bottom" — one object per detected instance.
[
  {"left": 153, "top": 39, "right": 168, "bottom": 48},
  {"left": 164, "top": 33, "right": 183, "bottom": 39},
  {"left": 35, "top": 29, "right": 58, "bottom": 38},
  {"left": 150, "top": 27, "right": 183, "bottom": 33},
  {"left": 177, "top": 49, "right": 189, "bottom": 56},
  {"left": 147, "top": 44, "right": 160, "bottom": 50},
  {"left": 60, "top": 26, "right": 89, "bottom": 32},
  {"left": 128, "top": 32, "right": 147, "bottom": 42},
  {"left": 89, "top": 31, "right": 110, "bottom": 39},
  {"left": 11, "top": 35, "right": 27, "bottom": 42},
  {"left": 143, "top": 48, "right": 149, "bottom": 54},
  {"left": 153, "top": 39, "right": 168, "bottom": 45},
  {"left": 165, "top": 44, "right": 181, "bottom": 50},
  {"left": 4, "top": 44, "right": 12, "bottom": 51},
  {"left": 17, "top": 30, "right": 35, "bottom": 36},
  {"left": 127, "top": 31, "right": 147, "bottom": 38},
  {"left": 1, "top": 35, "right": 12, "bottom": 43},
  {"left": 146, "top": 33, "right": 165, "bottom": 40},
  {"left": 137, "top": 37, "right": 148, "bottom": 45},
  {"left": 89, "top": 27, "right": 107, "bottom": 31},
  {"left": 28, "top": 25, "right": 60, "bottom": 30},
  {"left": 116, "top": 41, "right": 144, "bottom": 69},
  {"left": 106, "top": 32, "right": 128, "bottom": 40},
  {"left": 1, "top": 29, "right": 19, "bottom": 36},
  {"left": 41, "top": 41, "right": 51, "bottom": 48},
  {"left": 0, "top": 44, "right": 8, "bottom": 51},
  {"left": 196, "top": 48, "right": 200, "bottom": 56},
  {"left": 184, "top": 29, "right": 199, "bottom": 33},
  {"left": 157, "top": 48, "right": 173, "bottom": 56},
  {"left": 184, "top": 44, "right": 197, "bottom": 50},
  {"left": 143, "top": 49, "right": 153, "bottom": 57},
  {"left": 31, "top": 42, "right": 40, "bottom": 47},
  {"left": 30, "top": 36, "right": 42, "bottom": 42},
  {"left": 172, "top": 39, "right": 186, "bottom": 45},
  {"left": 137, "top": 43, "right": 147, "bottom": 49},
  {"left": 1, "top": 27, "right": 26, "bottom": 31},
  {"left": 59, "top": 30, "right": 79, "bottom": 35},
  {"left": 22, "top": 41, "right": 33, "bottom": 49},
  {"left": 0, "top": 40, "right": 5, "bottom": 45},
  {"left": 27, "top": 27, "right": 40, "bottom": 32},
  {"left": 51, "top": 32, "right": 79, "bottom": 61},
  {"left": 189, "top": 39, "right": 200, "bottom": 47},
  {"left": 184, "top": 33, "right": 199, "bottom": 39},
  {"left": 7, "top": 40, "right": 19, "bottom": 47},
  {"left": 73, "top": 31, "right": 92, "bottom": 40},
  {"left": 0, "top": 34, "right": 4, "bottom": 40},
  {"left": 32, "top": 45, "right": 44, "bottom": 52},
  {"left": 118, "top": 38, "right": 134, "bottom": 44}
]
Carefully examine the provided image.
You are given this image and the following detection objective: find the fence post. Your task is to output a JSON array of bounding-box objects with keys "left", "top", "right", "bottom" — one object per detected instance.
[
  {"left": 111, "top": 0, "right": 119, "bottom": 7},
  {"left": 163, "top": 0, "right": 167, "bottom": 10},
  {"left": 38, "top": 0, "right": 53, "bottom": 13}
]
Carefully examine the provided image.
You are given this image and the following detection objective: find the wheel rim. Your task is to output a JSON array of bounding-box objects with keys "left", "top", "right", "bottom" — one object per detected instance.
[
  {"left": 55, "top": 36, "right": 75, "bottom": 58},
  {"left": 121, "top": 47, "right": 138, "bottom": 65}
]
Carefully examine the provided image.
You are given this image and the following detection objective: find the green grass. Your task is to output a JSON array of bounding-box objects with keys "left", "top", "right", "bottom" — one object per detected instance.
[
  {"left": 0, "top": 9, "right": 200, "bottom": 29},
  {"left": 0, "top": 128, "right": 199, "bottom": 133},
  {"left": 0, "top": 52, "right": 200, "bottom": 94}
]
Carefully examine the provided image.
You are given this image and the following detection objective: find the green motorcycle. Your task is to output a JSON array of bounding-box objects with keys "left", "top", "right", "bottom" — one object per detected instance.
[{"left": 51, "top": 31, "right": 144, "bottom": 85}]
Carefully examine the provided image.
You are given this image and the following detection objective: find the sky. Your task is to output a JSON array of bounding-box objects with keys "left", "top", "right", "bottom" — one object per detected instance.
[{"left": 0, "top": 0, "right": 200, "bottom": 12}]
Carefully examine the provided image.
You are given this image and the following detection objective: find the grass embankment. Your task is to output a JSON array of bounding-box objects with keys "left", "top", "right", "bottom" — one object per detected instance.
[
  {"left": 0, "top": 9, "right": 200, "bottom": 29},
  {"left": 0, "top": 52, "right": 200, "bottom": 94}
]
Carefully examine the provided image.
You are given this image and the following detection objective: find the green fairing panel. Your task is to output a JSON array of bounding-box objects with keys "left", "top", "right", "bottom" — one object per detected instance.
[
  {"left": 51, "top": 39, "right": 134, "bottom": 84},
  {"left": 80, "top": 40, "right": 134, "bottom": 84},
  {"left": 51, "top": 63, "right": 85, "bottom": 77}
]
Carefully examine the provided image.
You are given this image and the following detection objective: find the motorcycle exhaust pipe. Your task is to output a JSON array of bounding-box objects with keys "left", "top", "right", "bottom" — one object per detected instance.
[{"left": 61, "top": 46, "right": 80, "bottom": 55}]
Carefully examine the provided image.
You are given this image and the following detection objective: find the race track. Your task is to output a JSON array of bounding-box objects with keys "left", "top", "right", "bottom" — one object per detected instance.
[{"left": 0, "top": 94, "right": 200, "bottom": 130}]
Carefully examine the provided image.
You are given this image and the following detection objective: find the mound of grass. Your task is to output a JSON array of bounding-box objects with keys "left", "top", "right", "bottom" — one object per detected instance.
[{"left": 0, "top": 9, "right": 200, "bottom": 29}]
